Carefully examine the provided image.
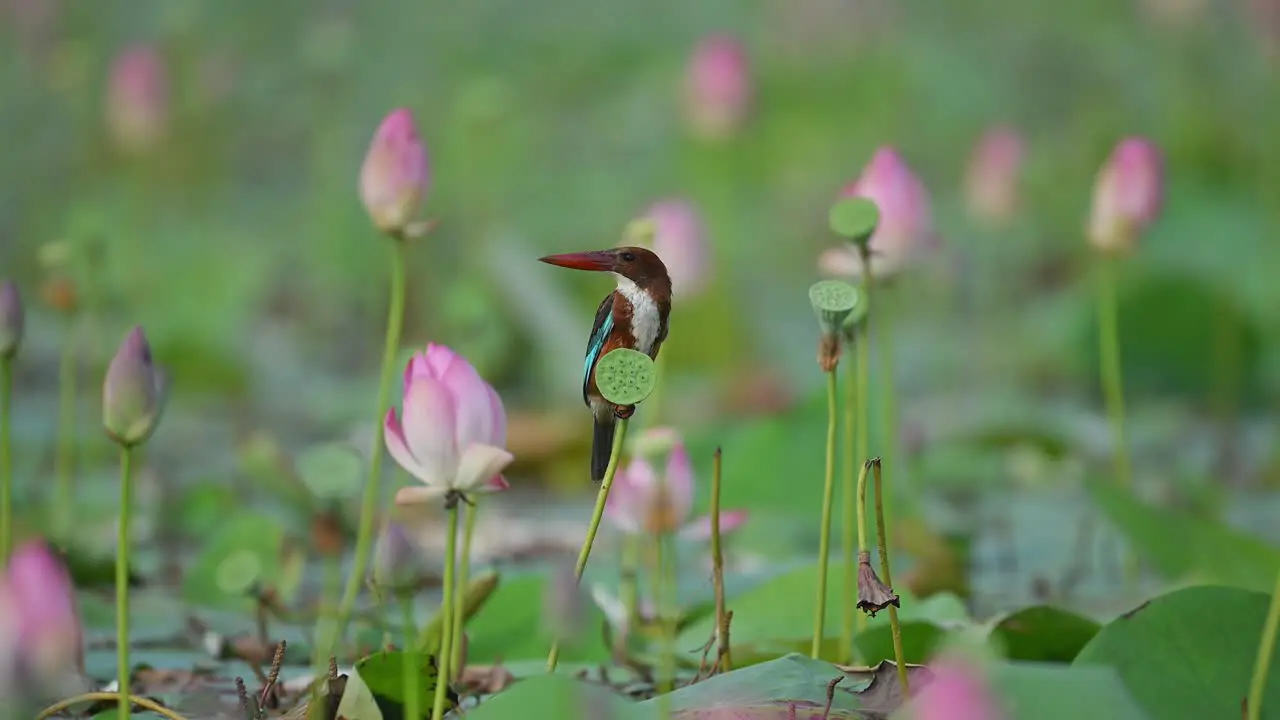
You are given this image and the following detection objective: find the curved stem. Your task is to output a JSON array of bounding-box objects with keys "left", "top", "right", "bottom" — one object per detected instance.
[
  {"left": 546, "top": 416, "right": 630, "bottom": 672},
  {"left": 1096, "top": 255, "right": 1135, "bottom": 584},
  {"left": 710, "top": 446, "right": 731, "bottom": 672},
  {"left": 401, "top": 594, "right": 421, "bottom": 720},
  {"left": 1246, "top": 567, "right": 1280, "bottom": 720},
  {"left": 811, "top": 369, "right": 839, "bottom": 659},
  {"left": 451, "top": 500, "right": 478, "bottom": 678},
  {"left": 871, "top": 459, "right": 909, "bottom": 695},
  {"left": 53, "top": 320, "right": 78, "bottom": 540},
  {"left": 36, "top": 692, "right": 189, "bottom": 720},
  {"left": 430, "top": 505, "right": 459, "bottom": 720},
  {"left": 0, "top": 357, "right": 12, "bottom": 559},
  {"left": 329, "top": 239, "right": 408, "bottom": 656},
  {"left": 117, "top": 444, "right": 135, "bottom": 720}
]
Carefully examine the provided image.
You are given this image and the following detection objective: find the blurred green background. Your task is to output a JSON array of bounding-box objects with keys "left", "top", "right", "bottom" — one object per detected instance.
[{"left": 3, "top": 0, "right": 1280, "bottom": 618}]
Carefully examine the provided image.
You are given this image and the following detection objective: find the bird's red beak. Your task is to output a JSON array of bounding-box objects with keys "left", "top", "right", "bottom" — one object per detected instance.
[{"left": 538, "top": 250, "right": 615, "bottom": 272}]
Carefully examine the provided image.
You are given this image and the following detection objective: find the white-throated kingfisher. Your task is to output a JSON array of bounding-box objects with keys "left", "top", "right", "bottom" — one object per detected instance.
[{"left": 538, "top": 246, "right": 672, "bottom": 482}]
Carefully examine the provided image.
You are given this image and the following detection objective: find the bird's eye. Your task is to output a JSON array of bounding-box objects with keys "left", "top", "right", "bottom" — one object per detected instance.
[{"left": 620, "top": 251, "right": 636, "bottom": 262}]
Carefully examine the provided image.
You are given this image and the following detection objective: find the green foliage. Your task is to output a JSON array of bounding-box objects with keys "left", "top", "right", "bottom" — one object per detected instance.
[
  {"left": 828, "top": 197, "right": 880, "bottom": 245},
  {"left": 465, "top": 573, "right": 611, "bottom": 663},
  {"left": 336, "top": 650, "right": 444, "bottom": 720},
  {"left": 1087, "top": 480, "right": 1280, "bottom": 594},
  {"left": 985, "top": 605, "right": 1101, "bottom": 663},
  {"left": 651, "top": 654, "right": 870, "bottom": 715},
  {"left": 463, "top": 675, "right": 645, "bottom": 720},
  {"left": 295, "top": 442, "right": 364, "bottom": 501},
  {"left": 1074, "top": 585, "right": 1279, "bottom": 719},
  {"left": 594, "top": 348, "right": 657, "bottom": 406},
  {"left": 181, "top": 512, "right": 282, "bottom": 612}
]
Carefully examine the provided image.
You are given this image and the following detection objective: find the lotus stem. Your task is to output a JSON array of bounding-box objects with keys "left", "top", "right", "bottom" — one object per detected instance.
[
  {"left": 431, "top": 503, "right": 459, "bottom": 720},
  {"left": 451, "top": 500, "right": 478, "bottom": 679},
  {"left": 841, "top": 328, "right": 868, "bottom": 664},
  {"left": 328, "top": 238, "right": 407, "bottom": 656},
  {"left": 871, "top": 459, "right": 909, "bottom": 695},
  {"left": 1246, "top": 567, "right": 1280, "bottom": 720},
  {"left": 0, "top": 357, "right": 11, "bottom": 559},
  {"left": 546, "top": 416, "right": 630, "bottom": 672},
  {"left": 811, "top": 368, "right": 839, "bottom": 659},
  {"left": 1095, "top": 254, "right": 1136, "bottom": 585},
  {"left": 53, "top": 320, "right": 78, "bottom": 540},
  {"left": 116, "top": 444, "right": 135, "bottom": 720},
  {"left": 711, "top": 446, "right": 731, "bottom": 671},
  {"left": 401, "top": 594, "right": 421, "bottom": 720},
  {"left": 36, "top": 692, "right": 190, "bottom": 720}
]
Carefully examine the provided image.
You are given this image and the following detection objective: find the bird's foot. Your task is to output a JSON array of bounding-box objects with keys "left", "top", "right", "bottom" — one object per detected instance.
[{"left": 612, "top": 403, "right": 636, "bottom": 420}]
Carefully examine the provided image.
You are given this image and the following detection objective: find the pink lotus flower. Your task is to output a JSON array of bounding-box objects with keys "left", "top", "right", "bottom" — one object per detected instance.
[
  {"left": 641, "top": 199, "right": 711, "bottom": 300},
  {"left": 387, "top": 344, "right": 512, "bottom": 505},
  {"left": 6, "top": 540, "right": 84, "bottom": 687},
  {"left": 1088, "top": 137, "right": 1164, "bottom": 254},
  {"left": 105, "top": 44, "right": 169, "bottom": 155},
  {"left": 682, "top": 34, "right": 752, "bottom": 141},
  {"left": 359, "top": 108, "right": 430, "bottom": 236},
  {"left": 820, "top": 147, "right": 936, "bottom": 278},
  {"left": 964, "top": 126, "right": 1024, "bottom": 227},
  {"left": 909, "top": 655, "right": 1005, "bottom": 720},
  {"left": 604, "top": 434, "right": 748, "bottom": 539}
]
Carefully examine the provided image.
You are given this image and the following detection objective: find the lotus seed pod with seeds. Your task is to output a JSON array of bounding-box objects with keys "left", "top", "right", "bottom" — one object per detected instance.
[
  {"left": 594, "top": 348, "right": 657, "bottom": 407},
  {"left": 808, "top": 280, "right": 860, "bottom": 335}
]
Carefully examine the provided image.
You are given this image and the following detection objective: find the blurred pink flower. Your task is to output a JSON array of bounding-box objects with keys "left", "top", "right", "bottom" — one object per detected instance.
[
  {"left": 820, "top": 147, "right": 936, "bottom": 278},
  {"left": 6, "top": 540, "right": 84, "bottom": 687},
  {"left": 1088, "top": 137, "right": 1164, "bottom": 254},
  {"left": 604, "top": 433, "right": 748, "bottom": 538},
  {"left": 910, "top": 655, "right": 1005, "bottom": 720},
  {"left": 0, "top": 577, "right": 19, "bottom": 700},
  {"left": 682, "top": 34, "right": 752, "bottom": 141},
  {"left": 105, "top": 44, "right": 169, "bottom": 155},
  {"left": 388, "top": 343, "right": 512, "bottom": 505},
  {"left": 964, "top": 126, "right": 1024, "bottom": 227},
  {"left": 359, "top": 108, "right": 430, "bottom": 236},
  {"left": 641, "top": 199, "right": 710, "bottom": 299}
]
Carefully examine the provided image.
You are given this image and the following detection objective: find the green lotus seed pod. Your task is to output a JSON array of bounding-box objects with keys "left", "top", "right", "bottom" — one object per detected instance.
[
  {"left": 594, "top": 348, "right": 657, "bottom": 406},
  {"left": 809, "top": 280, "right": 860, "bottom": 335},
  {"left": 828, "top": 197, "right": 880, "bottom": 247}
]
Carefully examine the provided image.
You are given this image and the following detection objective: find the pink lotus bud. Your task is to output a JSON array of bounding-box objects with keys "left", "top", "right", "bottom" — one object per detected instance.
[
  {"left": 0, "top": 280, "right": 22, "bottom": 360},
  {"left": 372, "top": 522, "right": 421, "bottom": 592},
  {"left": 105, "top": 45, "right": 169, "bottom": 155},
  {"left": 964, "top": 126, "right": 1024, "bottom": 227},
  {"left": 604, "top": 437, "right": 749, "bottom": 539},
  {"left": 388, "top": 343, "right": 513, "bottom": 505},
  {"left": 641, "top": 200, "right": 710, "bottom": 299},
  {"left": 909, "top": 655, "right": 1005, "bottom": 720},
  {"left": 102, "top": 326, "right": 167, "bottom": 447},
  {"left": 1088, "top": 137, "right": 1164, "bottom": 253},
  {"left": 359, "top": 108, "right": 430, "bottom": 236},
  {"left": 820, "top": 147, "right": 935, "bottom": 278},
  {"left": 5, "top": 540, "right": 84, "bottom": 687},
  {"left": 682, "top": 35, "right": 752, "bottom": 141}
]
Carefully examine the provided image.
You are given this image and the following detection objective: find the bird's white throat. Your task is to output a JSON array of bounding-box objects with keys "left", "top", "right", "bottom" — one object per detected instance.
[{"left": 615, "top": 275, "right": 661, "bottom": 355}]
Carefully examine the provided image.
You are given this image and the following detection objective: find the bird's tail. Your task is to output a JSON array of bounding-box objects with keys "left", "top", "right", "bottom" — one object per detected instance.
[{"left": 591, "top": 416, "right": 616, "bottom": 483}]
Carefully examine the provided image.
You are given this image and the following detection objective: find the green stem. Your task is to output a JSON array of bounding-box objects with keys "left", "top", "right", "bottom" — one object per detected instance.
[
  {"left": 451, "top": 500, "right": 478, "bottom": 679},
  {"left": 546, "top": 416, "right": 630, "bottom": 672},
  {"left": 1096, "top": 255, "right": 1136, "bottom": 583},
  {"left": 840, "top": 335, "right": 864, "bottom": 665},
  {"left": 811, "top": 368, "right": 839, "bottom": 659},
  {"left": 53, "top": 320, "right": 78, "bottom": 540},
  {"left": 710, "top": 447, "right": 731, "bottom": 672},
  {"left": 116, "top": 444, "right": 134, "bottom": 720},
  {"left": 856, "top": 460, "right": 870, "bottom": 553},
  {"left": 655, "top": 532, "right": 676, "bottom": 709},
  {"left": 1246, "top": 567, "right": 1280, "bottom": 720},
  {"left": 0, "top": 357, "right": 12, "bottom": 560},
  {"left": 400, "top": 594, "right": 421, "bottom": 720},
  {"left": 617, "top": 533, "right": 641, "bottom": 654},
  {"left": 871, "top": 459, "right": 909, "bottom": 695},
  {"left": 327, "top": 239, "right": 407, "bottom": 657},
  {"left": 431, "top": 505, "right": 459, "bottom": 720}
]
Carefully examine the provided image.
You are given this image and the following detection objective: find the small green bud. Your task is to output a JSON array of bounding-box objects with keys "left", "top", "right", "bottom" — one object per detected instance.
[
  {"left": 808, "top": 280, "right": 860, "bottom": 335},
  {"left": 102, "top": 326, "right": 167, "bottom": 447}
]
